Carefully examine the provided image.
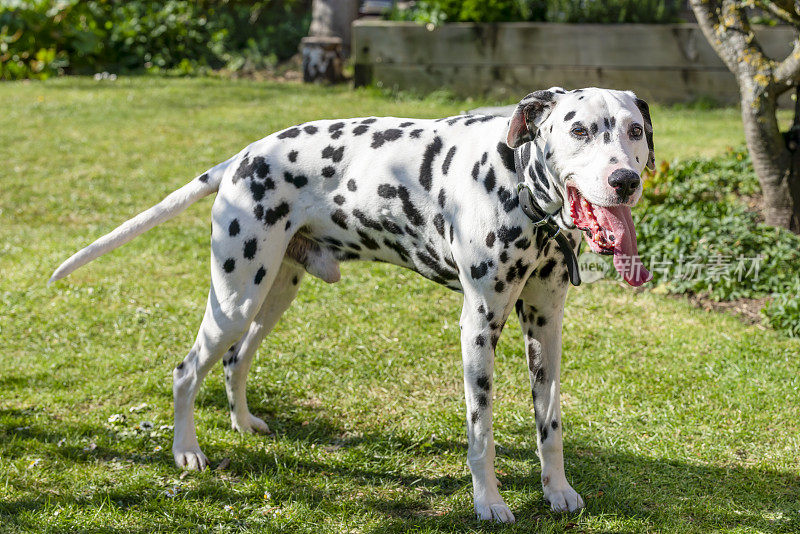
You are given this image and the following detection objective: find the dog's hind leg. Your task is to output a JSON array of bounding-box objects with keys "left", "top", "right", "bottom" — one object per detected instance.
[
  {"left": 172, "top": 202, "right": 293, "bottom": 470},
  {"left": 223, "top": 259, "right": 305, "bottom": 434},
  {"left": 172, "top": 284, "right": 262, "bottom": 470}
]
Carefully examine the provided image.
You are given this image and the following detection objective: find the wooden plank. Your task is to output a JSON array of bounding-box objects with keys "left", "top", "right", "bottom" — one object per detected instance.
[
  {"left": 353, "top": 21, "right": 794, "bottom": 70},
  {"left": 353, "top": 21, "right": 795, "bottom": 105}
]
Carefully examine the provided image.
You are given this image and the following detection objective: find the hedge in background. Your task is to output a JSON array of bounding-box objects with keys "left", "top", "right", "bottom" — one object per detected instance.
[
  {"left": 0, "top": 0, "right": 310, "bottom": 80},
  {"left": 545, "top": 0, "right": 681, "bottom": 23},
  {"left": 388, "top": 0, "right": 681, "bottom": 24}
]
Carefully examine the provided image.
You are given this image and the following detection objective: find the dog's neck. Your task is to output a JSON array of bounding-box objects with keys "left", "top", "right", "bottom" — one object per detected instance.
[
  {"left": 513, "top": 138, "right": 568, "bottom": 226},
  {"left": 513, "top": 140, "right": 582, "bottom": 286}
]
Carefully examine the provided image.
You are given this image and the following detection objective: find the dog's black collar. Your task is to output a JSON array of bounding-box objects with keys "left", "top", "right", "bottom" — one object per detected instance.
[{"left": 513, "top": 149, "right": 582, "bottom": 286}]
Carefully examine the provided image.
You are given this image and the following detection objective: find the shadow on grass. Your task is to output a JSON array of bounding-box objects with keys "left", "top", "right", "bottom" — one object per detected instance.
[
  {"left": 202, "top": 387, "right": 800, "bottom": 532},
  {"left": 3, "top": 395, "right": 798, "bottom": 532}
]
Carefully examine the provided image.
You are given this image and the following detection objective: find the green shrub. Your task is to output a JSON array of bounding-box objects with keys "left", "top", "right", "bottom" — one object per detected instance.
[
  {"left": 0, "top": 0, "right": 90, "bottom": 79},
  {"left": 0, "top": 0, "right": 310, "bottom": 79},
  {"left": 763, "top": 283, "right": 800, "bottom": 338},
  {"left": 386, "top": 0, "right": 679, "bottom": 24},
  {"left": 631, "top": 149, "right": 800, "bottom": 337},
  {"left": 546, "top": 0, "right": 680, "bottom": 23},
  {"left": 387, "top": 0, "right": 539, "bottom": 24}
]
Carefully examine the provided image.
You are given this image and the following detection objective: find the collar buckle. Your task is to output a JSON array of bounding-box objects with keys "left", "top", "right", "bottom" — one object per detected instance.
[
  {"left": 516, "top": 183, "right": 561, "bottom": 239},
  {"left": 515, "top": 182, "right": 581, "bottom": 286}
]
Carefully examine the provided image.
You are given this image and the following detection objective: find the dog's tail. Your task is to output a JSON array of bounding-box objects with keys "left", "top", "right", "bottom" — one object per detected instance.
[{"left": 49, "top": 157, "right": 234, "bottom": 284}]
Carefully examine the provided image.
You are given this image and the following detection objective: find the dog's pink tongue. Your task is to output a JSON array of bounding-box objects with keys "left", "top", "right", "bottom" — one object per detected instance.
[{"left": 594, "top": 205, "right": 652, "bottom": 286}]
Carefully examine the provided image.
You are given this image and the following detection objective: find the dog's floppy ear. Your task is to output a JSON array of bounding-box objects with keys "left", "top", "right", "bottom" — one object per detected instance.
[
  {"left": 633, "top": 96, "right": 655, "bottom": 170},
  {"left": 505, "top": 90, "right": 559, "bottom": 149}
]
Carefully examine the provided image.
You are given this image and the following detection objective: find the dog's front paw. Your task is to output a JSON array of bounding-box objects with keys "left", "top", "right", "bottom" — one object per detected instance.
[
  {"left": 231, "top": 412, "right": 270, "bottom": 434},
  {"left": 173, "top": 447, "right": 209, "bottom": 471},
  {"left": 544, "top": 482, "right": 584, "bottom": 513},
  {"left": 474, "top": 498, "right": 516, "bottom": 523}
]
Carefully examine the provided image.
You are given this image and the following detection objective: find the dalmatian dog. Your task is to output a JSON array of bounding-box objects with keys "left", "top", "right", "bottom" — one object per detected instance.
[{"left": 50, "top": 87, "right": 654, "bottom": 523}]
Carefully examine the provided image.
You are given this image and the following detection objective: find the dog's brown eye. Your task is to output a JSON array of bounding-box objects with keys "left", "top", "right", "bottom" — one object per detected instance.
[
  {"left": 571, "top": 127, "right": 588, "bottom": 137},
  {"left": 630, "top": 124, "right": 643, "bottom": 138}
]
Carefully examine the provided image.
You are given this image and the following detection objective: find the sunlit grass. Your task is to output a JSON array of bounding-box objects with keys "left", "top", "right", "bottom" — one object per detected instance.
[{"left": 1, "top": 77, "right": 798, "bottom": 533}]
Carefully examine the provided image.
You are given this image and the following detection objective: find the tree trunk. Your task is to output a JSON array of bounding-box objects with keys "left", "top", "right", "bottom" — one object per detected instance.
[
  {"left": 739, "top": 84, "right": 800, "bottom": 232},
  {"left": 690, "top": 0, "right": 800, "bottom": 233}
]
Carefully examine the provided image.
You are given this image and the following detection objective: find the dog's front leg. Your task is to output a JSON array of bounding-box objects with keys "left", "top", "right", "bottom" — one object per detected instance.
[
  {"left": 516, "top": 284, "right": 584, "bottom": 512},
  {"left": 460, "top": 292, "right": 515, "bottom": 523}
]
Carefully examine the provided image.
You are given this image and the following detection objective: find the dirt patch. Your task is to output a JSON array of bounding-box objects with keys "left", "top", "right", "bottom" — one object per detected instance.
[
  {"left": 676, "top": 293, "right": 769, "bottom": 326},
  {"left": 739, "top": 193, "right": 765, "bottom": 223},
  {"left": 213, "top": 55, "right": 304, "bottom": 82}
]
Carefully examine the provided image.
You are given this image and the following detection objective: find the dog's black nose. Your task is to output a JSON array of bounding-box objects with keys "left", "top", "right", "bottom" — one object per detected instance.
[{"left": 608, "top": 169, "right": 640, "bottom": 199}]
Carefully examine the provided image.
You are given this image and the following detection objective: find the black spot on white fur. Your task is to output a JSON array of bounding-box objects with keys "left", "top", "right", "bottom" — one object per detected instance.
[
  {"left": 496, "top": 142, "right": 515, "bottom": 173},
  {"left": 483, "top": 167, "right": 496, "bottom": 193},
  {"left": 497, "top": 187, "right": 518, "bottom": 213},
  {"left": 254, "top": 266, "right": 266, "bottom": 284},
  {"left": 497, "top": 226, "right": 522, "bottom": 247},
  {"left": 284, "top": 171, "right": 307, "bottom": 188},
  {"left": 371, "top": 129, "right": 403, "bottom": 149},
  {"left": 470, "top": 261, "right": 490, "bottom": 279},
  {"left": 476, "top": 374, "right": 490, "bottom": 391},
  {"left": 378, "top": 184, "right": 397, "bottom": 198},
  {"left": 263, "top": 202, "right": 290, "bottom": 226},
  {"left": 249, "top": 179, "right": 272, "bottom": 202},
  {"left": 352, "top": 209, "right": 382, "bottom": 231},
  {"left": 331, "top": 209, "right": 348, "bottom": 229},
  {"left": 322, "top": 145, "right": 345, "bottom": 162},
  {"left": 442, "top": 146, "right": 457, "bottom": 175},
  {"left": 234, "top": 155, "right": 270, "bottom": 184},
  {"left": 277, "top": 128, "right": 300, "bottom": 139},
  {"left": 243, "top": 238, "right": 257, "bottom": 260},
  {"left": 433, "top": 214, "right": 445, "bottom": 237},
  {"left": 539, "top": 259, "right": 557, "bottom": 279},
  {"left": 397, "top": 186, "right": 424, "bottom": 226},
  {"left": 419, "top": 137, "right": 443, "bottom": 191}
]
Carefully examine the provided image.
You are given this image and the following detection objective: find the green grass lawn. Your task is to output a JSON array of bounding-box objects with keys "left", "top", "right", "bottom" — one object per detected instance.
[{"left": 1, "top": 77, "right": 798, "bottom": 533}]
